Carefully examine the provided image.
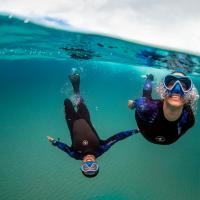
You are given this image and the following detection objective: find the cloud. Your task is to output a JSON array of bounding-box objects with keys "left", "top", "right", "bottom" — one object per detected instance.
[{"left": 0, "top": 0, "right": 200, "bottom": 54}]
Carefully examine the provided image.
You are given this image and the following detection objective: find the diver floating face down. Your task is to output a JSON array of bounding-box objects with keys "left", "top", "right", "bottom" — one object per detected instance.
[{"left": 81, "top": 154, "right": 99, "bottom": 178}]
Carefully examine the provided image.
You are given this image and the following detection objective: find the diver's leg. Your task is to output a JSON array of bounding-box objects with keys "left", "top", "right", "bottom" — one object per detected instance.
[
  {"left": 64, "top": 98, "right": 78, "bottom": 140},
  {"left": 77, "top": 100, "right": 101, "bottom": 140},
  {"left": 142, "top": 75, "right": 153, "bottom": 99},
  {"left": 69, "top": 73, "right": 80, "bottom": 94},
  {"left": 69, "top": 73, "right": 101, "bottom": 140},
  {"left": 143, "top": 86, "right": 152, "bottom": 99},
  {"left": 69, "top": 73, "right": 84, "bottom": 106},
  {"left": 77, "top": 102, "right": 91, "bottom": 121}
]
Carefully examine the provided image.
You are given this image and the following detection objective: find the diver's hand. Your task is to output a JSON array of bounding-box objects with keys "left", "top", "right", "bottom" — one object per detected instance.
[
  {"left": 47, "top": 136, "right": 54, "bottom": 143},
  {"left": 128, "top": 100, "right": 135, "bottom": 109},
  {"left": 146, "top": 74, "right": 154, "bottom": 81}
]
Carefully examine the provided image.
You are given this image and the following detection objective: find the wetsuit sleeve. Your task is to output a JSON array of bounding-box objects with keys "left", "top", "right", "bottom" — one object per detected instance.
[
  {"left": 51, "top": 140, "right": 81, "bottom": 160},
  {"left": 98, "top": 129, "right": 139, "bottom": 155}
]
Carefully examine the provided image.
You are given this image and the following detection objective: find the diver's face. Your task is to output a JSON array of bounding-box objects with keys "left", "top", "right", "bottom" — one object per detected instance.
[
  {"left": 83, "top": 154, "right": 96, "bottom": 162},
  {"left": 165, "top": 94, "right": 185, "bottom": 107},
  {"left": 165, "top": 72, "right": 186, "bottom": 107}
]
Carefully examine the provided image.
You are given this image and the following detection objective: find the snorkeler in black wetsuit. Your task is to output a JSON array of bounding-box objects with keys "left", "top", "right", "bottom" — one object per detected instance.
[
  {"left": 128, "top": 70, "right": 199, "bottom": 145},
  {"left": 48, "top": 74, "right": 138, "bottom": 177}
]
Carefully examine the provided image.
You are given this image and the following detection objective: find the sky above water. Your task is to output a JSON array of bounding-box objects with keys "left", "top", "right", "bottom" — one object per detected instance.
[{"left": 1, "top": 0, "right": 200, "bottom": 55}]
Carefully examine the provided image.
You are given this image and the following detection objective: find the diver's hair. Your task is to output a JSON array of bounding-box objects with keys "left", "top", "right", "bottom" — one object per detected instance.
[
  {"left": 171, "top": 70, "right": 186, "bottom": 76},
  {"left": 184, "top": 85, "right": 199, "bottom": 113},
  {"left": 157, "top": 81, "right": 199, "bottom": 113},
  {"left": 82, "top": 168, "right": 99, "bottom": 178}
]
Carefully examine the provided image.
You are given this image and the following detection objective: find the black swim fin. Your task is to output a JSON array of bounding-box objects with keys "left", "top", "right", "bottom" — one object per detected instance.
[{"left": 68, "top": 73, "right": 80, "bottom": 94}]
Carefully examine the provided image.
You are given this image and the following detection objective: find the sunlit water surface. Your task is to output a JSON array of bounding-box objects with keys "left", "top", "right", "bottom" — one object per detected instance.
[{"left": 0, "top": 15, "right": 200, "bottom": 200}]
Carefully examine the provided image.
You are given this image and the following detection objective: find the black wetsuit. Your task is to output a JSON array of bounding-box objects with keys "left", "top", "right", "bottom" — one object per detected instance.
[
  {"left": 133, "top": 79, "right": 195, "bottom": 145},
  {"left": 52, "top": 98, "right": 138, "bottom": 159}
]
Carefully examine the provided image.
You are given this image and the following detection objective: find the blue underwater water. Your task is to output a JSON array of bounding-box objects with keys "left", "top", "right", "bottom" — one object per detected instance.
[{"left": 0, "top": 14, "right": 200, "bottom": 200}]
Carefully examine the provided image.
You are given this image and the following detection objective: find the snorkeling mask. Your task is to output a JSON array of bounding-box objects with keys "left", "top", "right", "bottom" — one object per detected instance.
[
  {"left": 163, "top": 74, "right": 193, "bottom": 97},
  {"left": 80, "top": 161, "right": 99, "bottom": 176}
]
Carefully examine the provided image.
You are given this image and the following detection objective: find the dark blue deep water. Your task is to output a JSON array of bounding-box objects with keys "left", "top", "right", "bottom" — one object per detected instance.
[{"left": 0, "top": 15, "right": 200, "bottom": 200}]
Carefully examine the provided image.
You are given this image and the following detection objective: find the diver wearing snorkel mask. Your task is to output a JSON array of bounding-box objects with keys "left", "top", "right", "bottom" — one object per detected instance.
[
  {"left": 47, "top": 74, "right": 139, "bottom": 178},
  {"left": 164, "top": 74, "right": 192, "bottom": 97},
  {"left": 128, "top": 69, "right": 199, "bottom": 145}
]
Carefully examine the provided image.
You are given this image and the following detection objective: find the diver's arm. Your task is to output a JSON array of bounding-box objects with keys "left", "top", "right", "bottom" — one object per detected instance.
[
  {"left": 100, "top": 129, "right": 139, "bottom": 152},
  {"left": 47, "top": 136, "right": 81, "bottom": 160}
]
